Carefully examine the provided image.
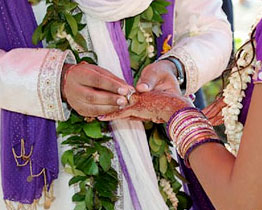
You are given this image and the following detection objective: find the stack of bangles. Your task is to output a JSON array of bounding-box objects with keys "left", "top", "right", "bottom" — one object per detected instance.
[{"left": 167, "top": 107, "right": 224, "bottom": 167}]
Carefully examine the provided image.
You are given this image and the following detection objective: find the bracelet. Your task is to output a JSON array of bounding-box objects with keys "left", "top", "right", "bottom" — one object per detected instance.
[
  {"left": 162, "top": 57, "right": 185, "bottom": 85},
  {"left": 167, "top": 107, "right": 223, "bottom": 167},
  {"left": 253, "top": 60, "right": 262, "bottom": 84}
]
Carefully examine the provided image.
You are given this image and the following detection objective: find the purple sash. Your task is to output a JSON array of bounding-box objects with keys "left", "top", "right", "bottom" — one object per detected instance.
[
  {"left": 0, "top": 0, "right": 58, "bottom": 204},
  {"left": 239, "top": 19, "right": 262, "bottom": 125}
]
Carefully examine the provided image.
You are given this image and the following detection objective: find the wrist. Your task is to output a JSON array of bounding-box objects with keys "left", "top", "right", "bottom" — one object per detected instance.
[
  {"left": 161, "top": 57, "right": 185, "bottom": 86},
  {"left": 61, "top": 63, "right": 74, "bottom": 102}
]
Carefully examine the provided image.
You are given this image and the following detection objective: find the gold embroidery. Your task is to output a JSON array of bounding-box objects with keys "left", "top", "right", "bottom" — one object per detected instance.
[
  {"left": 7, "top": 139, "right": 55, "bottom": 210},
  {"left": 37, "top": 49, "right": 75, "bottom": 121}
]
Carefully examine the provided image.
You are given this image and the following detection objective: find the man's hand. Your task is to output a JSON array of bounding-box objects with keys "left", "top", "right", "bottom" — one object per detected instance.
[
  {"left": 62, "top": 62, "right": 133, "bottom": 117},
  {"left": 136, "top": 60, "right": 181, "bottom": 94}
]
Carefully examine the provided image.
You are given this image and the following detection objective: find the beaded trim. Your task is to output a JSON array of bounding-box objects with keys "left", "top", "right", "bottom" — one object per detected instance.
[{"left": 37, "top": 49, "right": 75, "bottom": 121}]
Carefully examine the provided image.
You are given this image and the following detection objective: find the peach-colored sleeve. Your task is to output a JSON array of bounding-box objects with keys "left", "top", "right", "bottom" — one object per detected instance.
[
  {"left": 0, "top": 48, "right": 76, "bottom": 121},
  {"left": 160, "top": 0, "right": 232, "bottom": 96}
]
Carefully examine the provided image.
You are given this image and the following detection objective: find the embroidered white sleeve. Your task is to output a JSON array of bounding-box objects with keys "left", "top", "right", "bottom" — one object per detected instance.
[
  {"left": 0, "top": 48, "right": 76, "bottom": 121},
  {"left": 159, "top": 0, "right": 232, "bottom": 96},
  {"left": 38, "top": 49, "right": 76, "bottom": 121}
]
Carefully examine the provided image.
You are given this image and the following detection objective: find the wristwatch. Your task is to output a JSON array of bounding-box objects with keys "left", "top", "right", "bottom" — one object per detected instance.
[{"left": 163, "top": 57, "right": 185, "bottom": 86}]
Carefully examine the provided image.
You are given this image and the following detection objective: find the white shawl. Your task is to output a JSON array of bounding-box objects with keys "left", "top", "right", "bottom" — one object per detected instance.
[{"left": 75, "top": 0, "right": 168, "bottom": 209}]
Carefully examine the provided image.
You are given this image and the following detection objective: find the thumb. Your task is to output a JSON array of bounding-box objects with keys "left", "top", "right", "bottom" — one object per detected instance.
[{"left": 136, "top": 72, "right": 158, "bottom": 92}]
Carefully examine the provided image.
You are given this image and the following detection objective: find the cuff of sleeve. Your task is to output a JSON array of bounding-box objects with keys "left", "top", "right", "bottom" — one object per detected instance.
[
  {"left": 158, "top": 47, "right": 199, "bottom": 96},
  {"left": 37, "top": 49, "right": 76, "bottom": 121}
]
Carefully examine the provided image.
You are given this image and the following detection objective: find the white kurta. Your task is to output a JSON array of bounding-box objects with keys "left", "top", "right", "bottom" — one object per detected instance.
[{"left": 0, "top": 0, "right": 232, "bottom": 209}]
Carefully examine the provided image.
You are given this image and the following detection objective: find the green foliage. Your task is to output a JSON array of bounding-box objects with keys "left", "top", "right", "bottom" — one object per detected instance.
[
  {"left": 57, "top": 112, "right": 118, "bottom": 209},
  {"left": 147, "top": 125, "right": 192, "bottom": 209},
  {"left": 125, "top": 0, "right": 170, "bottom": 84},
  {"left": 28, "top": 0, "right": 42, "bottom": 5},
  {"left": 31, "top": 0, "right": 92, "bottom": 59}
]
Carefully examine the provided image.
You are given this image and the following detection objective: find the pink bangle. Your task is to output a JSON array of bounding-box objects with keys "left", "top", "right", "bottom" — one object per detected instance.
[
  {"left": 166, "top": 107, "right": 223, "bottom": 168},
  {"left": 166, "top": 107, "right": 203, "bottom": 138}
]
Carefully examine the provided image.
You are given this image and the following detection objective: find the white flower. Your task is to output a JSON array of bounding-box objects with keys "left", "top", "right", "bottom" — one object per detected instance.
[
  {"left": 93, "top": 152, "right": 100, "bottom": 162},
  {"left": 147, "top": 45, "right": 154, "bottom": 53},
  {"left": 148, "top": 53, "right": 155, "bottom": 58},
  {"left": 56, "top": 30, "right": 84, "bottom": 52},
  {"left": 160, "top": 179, "right": 178, "bottom": 209}
]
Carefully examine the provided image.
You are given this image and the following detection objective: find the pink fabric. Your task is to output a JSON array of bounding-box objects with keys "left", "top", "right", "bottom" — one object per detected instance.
[{"left": 0, "top": 49, "right": 49, "bottom": 116}]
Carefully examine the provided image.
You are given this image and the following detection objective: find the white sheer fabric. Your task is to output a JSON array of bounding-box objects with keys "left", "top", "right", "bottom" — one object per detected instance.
[
  {"left": 85, "top": 15, "right": 168, "bottom": 210},
  {"left": 83, "top": 4, "right": 168, "bottom": 209},
  {"left": 75, "top": 0, "right": 152, "bottom": 21}
]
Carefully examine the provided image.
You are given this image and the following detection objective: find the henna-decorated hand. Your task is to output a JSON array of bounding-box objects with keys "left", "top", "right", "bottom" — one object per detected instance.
[
  {"left": 202, "top": 97, "right": 226, "bottom": 126},
  {"left": 98, "top": 90, "right": 193, "bottom": 123}
]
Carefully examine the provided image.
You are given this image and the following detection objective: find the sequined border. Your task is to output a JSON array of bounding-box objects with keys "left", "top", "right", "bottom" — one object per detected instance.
[{"left": 37, "top": 49, "right": 75, "bottom": 121}]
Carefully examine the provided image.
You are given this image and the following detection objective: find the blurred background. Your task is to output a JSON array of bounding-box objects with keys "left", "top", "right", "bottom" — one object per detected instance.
[
  {"left": 202, "top": 0, "right": 262, "bottom": 139},
  {"left": 203, "top": 0, "right": 262, "bottom": 105}
]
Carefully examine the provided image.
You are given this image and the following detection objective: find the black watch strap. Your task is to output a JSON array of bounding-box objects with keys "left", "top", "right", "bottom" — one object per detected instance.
[{"left": 163, "top": 57, "right": 185, "bottom": 86}]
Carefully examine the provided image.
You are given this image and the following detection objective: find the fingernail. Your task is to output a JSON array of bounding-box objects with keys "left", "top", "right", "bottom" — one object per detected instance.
[
  {"left": 117, "top": 98, "right": 127, "bottom": 106},
  {"left": 118, "top": 87, "right": 128, "bottom": 95},
  {"left": 140, "top": 83, "right": 149, "bottom": 90},
  {"left": 128, "top": 86, "right": 136, "bottom": 92},
  {"left": 97, "top": 115, "right": 104, "bottom": 120}
]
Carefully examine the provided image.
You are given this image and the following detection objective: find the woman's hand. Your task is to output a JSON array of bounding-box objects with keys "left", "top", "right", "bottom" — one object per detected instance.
[
  {"left": 98, "top": 90, "right": 193, "bottom": 123},
  {"left": 62, "top": 62, "right": 134, "bottom": 117},
  {"left": 202, "top": 97, "right": 226, "bottom": 126}
]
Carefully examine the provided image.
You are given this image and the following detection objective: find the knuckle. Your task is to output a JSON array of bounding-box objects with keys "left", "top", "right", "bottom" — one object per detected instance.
[
  {"left": 92, "top": 74, "right": 102, "bottom": 87},
  {"left": 85, "top": 93, "right": 96, "bottom": 104}
]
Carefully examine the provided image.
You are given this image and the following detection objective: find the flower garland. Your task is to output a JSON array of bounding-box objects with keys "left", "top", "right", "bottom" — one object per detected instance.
[
  {"left": 160, "top": 178, "right": 179, "bottom": 210},
  {"left": 31, "top": 0, "right": 192, "bottom": 209},
  {"left": 222, "top": 23, "right": 259, "bottom": 155}
]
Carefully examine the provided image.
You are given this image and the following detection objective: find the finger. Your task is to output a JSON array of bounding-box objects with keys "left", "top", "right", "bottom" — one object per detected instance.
[
  {"left": 202, "top": 97, "right": 226, "bottom": 118},
  {"left": 136, "top": 67, "right": 158, "bottom": 92},
  {"left": 128, "top": 116, "right": 151, "bottom": 122},
  {"left": 76, "top": 64, "right": 133, "bottom": 95},
  {"left": 76, "top": 85, "right": 128, "bottom": 106},
  {"left": 75, "top": 102, "right": 120, "bottom": 117},
  {"left": 91, "top": 64, "right": 129, "bottom": 85},
  {"left": 209, "top": 115, "right": 224, "bottom": 126},
  {"left": 98, "top": 107, "right": 133, "bottom": 121}
]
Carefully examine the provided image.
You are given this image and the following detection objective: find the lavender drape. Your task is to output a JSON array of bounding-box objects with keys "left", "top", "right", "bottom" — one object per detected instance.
[
  {"left": 0, "top": 0, "right": 58, "bottom": 204},
  {"left": 106, "top": 2, "right": 177, "bottom": 209},
  {"left": 239, "top": 19, "right": 262, "bottom": 124}
]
